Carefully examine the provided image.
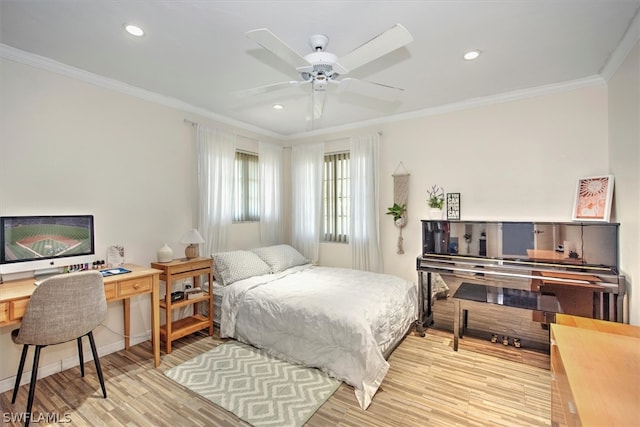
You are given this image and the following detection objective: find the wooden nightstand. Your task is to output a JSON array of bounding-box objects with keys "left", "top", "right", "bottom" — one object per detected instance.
[{"left": 150, "top": 257, "right": 214, "bottom": 354}]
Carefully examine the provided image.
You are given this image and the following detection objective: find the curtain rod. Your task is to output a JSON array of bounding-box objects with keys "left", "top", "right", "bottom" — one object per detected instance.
[
  {"left": 183, "top": 118, "right": 259, "bottom": 143},
  {"left": 323, "top": 130, "right": 383, "bottom": 143}
]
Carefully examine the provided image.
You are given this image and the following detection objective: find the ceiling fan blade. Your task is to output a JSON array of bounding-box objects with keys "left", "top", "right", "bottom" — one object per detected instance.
[
  {"left": 338, "top": 78, "right": 404, "bottom": 102},
  {"left": 246, "top": 28, "right": 313, "bottom": 72},
  {"left": 234, "top": 80, "right": 303, "bottom": 98},
  {"left": 337, "top": 24, "right": 413, "bottom": 73}
]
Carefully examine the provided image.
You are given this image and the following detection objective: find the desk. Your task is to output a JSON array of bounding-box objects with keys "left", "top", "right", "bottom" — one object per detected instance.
[
  {"left": 0, "top": 264, "right": 162, "bottom": 368},
  {"left": 452, "top": 282, "right": 562, "bottom": 351},
  {"left": 556, "top": 313, "right": 640, "bottom": 337},
  {"left": 551, "top": 318, "right": 640, "bottom": 426}
]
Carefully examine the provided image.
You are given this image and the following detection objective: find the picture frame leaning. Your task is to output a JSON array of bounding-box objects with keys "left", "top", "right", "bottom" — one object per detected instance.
[
  {"left": 446, "top": 193, "right": 461, "bottom": 220},
  {"left": 572, "top": 175, "right": 614, "bottom": 222}
]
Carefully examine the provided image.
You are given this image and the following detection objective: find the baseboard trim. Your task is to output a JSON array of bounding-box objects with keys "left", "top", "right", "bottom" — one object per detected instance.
[{"left": 0, "top": 332, "right": 151, "bottom": 393}]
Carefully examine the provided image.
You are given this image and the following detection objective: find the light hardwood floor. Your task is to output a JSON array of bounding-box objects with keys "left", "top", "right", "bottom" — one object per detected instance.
[
  {"left": 2, "top": 279, "right": 553, "bottom": 427},
  {"left": 1, "top": 324, "right": 551, "bottom": 427}
]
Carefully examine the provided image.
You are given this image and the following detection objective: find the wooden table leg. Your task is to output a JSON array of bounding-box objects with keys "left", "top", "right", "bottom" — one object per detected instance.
[
  {"left": 164, "top": 272, "right": 172, "bottom": 355},
  {"left": 151, "top": 275, "right": 160, "bottom": 367},
  {"left": 123, "top": 299, "right": 130, "bottom": 350}
]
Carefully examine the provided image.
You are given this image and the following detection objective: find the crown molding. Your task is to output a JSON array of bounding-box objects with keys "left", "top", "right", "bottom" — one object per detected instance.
[
  {"left": 0, "top": 43, "right": 284, "bottom": 140},
  {"left": 600, "top": 8, "right": 640, "bottom": 81},
  {"left": 287, "top": 75, "right": 606, "bottom": 140},
  {"left": 1, "top": 43, "right": 607, "bottom": 142}
]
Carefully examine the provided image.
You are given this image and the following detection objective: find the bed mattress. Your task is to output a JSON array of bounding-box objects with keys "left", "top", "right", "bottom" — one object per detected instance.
[
  {"left": 208, "top": 271, "right": 447, "bottom": 327},
  {"left": 220, "top": 264, "right": 417, "bottom": 409}
]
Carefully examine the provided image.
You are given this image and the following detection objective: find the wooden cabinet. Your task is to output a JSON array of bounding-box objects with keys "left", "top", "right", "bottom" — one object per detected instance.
[
  {"left": 550, "top": 316, "right": 640, "bottom": 426},
  {"left": 150, "top": 257, "right": 214, "bottom": 354}
]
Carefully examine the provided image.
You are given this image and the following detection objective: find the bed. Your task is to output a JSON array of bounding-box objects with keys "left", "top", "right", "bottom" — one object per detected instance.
[{"left": 210, "top": 245, "right": 418, "bottom": 410}]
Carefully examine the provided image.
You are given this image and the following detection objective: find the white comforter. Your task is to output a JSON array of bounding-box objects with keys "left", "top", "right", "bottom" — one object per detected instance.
[{"left": 220, "top": 264, "right": 418, "bottom": 409}]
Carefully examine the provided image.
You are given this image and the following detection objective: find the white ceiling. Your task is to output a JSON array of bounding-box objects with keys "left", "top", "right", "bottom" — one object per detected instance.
[{"left": 1, "top": 1, "right": 639, "bottom": 138}]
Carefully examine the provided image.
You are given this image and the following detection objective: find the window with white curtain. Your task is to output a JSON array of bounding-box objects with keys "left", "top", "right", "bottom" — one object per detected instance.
[
  {"left": 322, "top": 152, "right": 350, "bottom": 242},
  {"left": 233, "top": 151, "right": 259, "bottom": 222}
]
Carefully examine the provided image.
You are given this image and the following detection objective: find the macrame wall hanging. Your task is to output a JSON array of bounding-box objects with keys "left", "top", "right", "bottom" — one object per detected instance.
[{"left": 391, "top": 162, "right": 410, "bottom": 254}]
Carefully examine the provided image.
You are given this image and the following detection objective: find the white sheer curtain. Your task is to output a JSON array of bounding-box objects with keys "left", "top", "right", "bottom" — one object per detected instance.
[
  {"left": 291, "top": 142, "right": 324, "bottom": 263},
  {"left": 350, "top": 133, "right": 383, "bottom": 272},
  {"left": 259, "top": 140, "right": 283, "bottom": 246},
  {"left": 196, "top": 125, "right": 236, "bottom": 255}
]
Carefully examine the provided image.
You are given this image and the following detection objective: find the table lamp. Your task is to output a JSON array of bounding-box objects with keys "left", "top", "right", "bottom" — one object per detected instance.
[{"left": 180, "top": 229, "right": 205, "bottom": 259}]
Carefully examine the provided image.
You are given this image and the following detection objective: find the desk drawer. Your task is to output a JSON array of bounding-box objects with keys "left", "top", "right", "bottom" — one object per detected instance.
[
  {"left": 10, "top": 298, "right": 29, "bottom": 321},
  {"left": 0, "top": 302, "right": 8, "bottom": 323},
  {"left": 119, "top": 276, "right": 152, "bottom": 297},
  {"left": 104, "top": 282, "right": 117, "bottom": 300}
]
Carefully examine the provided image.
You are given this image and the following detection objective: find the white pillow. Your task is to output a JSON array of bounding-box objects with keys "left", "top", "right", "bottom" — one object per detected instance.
[
  {"left": 211, "top": 250, "right": 271, "bottom": 286},
  {"left": 252, "top": 244, "right": 309, "bottom": 273}
]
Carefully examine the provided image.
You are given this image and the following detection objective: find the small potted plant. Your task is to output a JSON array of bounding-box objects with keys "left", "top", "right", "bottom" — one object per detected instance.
[
  {"left": 427, "top": 185, "right": 445, "bottom": 219},
  {"left": 386, "top": 203, "right": 407, "bottom": 227}
]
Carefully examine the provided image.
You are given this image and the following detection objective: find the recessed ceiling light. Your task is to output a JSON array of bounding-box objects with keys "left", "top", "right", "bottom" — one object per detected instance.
[
  {"left": 463, "top": 50, "right": 481, "bottom": 61},
  {"left": 124, "top": 24, "right": 144, "bottom": 37},
  {"left": 272, "top": 104, "right": 284, "bottom": 110}
]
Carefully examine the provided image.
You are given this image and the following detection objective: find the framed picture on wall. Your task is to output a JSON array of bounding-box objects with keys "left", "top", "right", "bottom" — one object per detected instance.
[
  {"left": 446, "top": 193, "right": 460, "bottom": 220},
  {"left": 572, "top": 175, "right": 614, "bottom": 222}
]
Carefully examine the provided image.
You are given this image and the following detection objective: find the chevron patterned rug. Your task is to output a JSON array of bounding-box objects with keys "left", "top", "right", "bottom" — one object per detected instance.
[{"left": 164, "top": 341, "right": 341, "bottom": 427}]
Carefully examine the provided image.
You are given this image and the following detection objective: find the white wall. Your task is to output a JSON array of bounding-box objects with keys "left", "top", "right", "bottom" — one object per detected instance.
[
  {"left": 0, "top": 58, "right": 277, "bottom": 386},
  {"left": 382, "top": 86, "right": 612, "bottom": 283},
  {"left": 608, "top": 40, "right": 640, "bottom": 325}
]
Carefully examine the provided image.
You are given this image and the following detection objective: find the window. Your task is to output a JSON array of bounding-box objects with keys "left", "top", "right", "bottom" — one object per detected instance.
[
  {"left": 322, "top": 152, "right": 350, "bottom": 242},
  {"left": 233, "top": 151, "right": 259, "bottom": 222}
]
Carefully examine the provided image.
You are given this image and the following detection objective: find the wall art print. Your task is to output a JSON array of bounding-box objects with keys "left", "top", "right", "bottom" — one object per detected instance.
[
  {"left": 572, "top": 175, "right": 614, "bottom": 222},
  {"left": 446, "top": 193, "right": 460, "bottom": 220}
]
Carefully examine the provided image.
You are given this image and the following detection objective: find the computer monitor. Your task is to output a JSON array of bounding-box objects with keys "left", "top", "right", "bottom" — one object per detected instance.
[{"left": 0, "top": 215, "right": 95, "bottom": 275}]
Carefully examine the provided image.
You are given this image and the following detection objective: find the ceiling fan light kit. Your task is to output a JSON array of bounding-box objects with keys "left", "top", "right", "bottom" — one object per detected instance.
[{"left": 242, "top": 24, "right": 414, "bottom": 122}]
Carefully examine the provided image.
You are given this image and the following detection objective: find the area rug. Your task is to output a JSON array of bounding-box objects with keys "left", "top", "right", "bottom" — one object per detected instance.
[{"left": 164, "top": 341, "right": 341, "bottom": 427}]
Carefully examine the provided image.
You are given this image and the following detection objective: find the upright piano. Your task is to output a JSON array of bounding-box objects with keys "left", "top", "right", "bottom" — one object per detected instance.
[{"left": 416, "top": 220, "right": 625, "bottom": 335}]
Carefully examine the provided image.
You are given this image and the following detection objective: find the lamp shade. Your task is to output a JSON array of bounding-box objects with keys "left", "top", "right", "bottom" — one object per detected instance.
[{"left": 180, "top": 229, "right": 205, "bottom": 244}]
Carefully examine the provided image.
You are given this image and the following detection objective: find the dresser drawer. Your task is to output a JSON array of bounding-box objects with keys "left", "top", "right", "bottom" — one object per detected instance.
[{"left": 119, "top": 276, "right": 152, "bottom": 297}]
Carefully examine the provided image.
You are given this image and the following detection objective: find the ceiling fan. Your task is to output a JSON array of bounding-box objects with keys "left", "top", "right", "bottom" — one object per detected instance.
[{"left": 239, "top": 24, "right": 414, "bottom": 123}]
